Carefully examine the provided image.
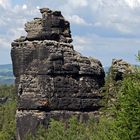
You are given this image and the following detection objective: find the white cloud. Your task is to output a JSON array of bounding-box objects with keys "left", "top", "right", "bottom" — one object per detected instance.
[
  {"left": 59, "top": 0, "right": 140, "bottom": 36},
  {"left": 66, "top": 15, "right": 91, "bottom": 26},
  {"left": 0, "top": 0, "right": 139, "bottom": 65},
  {"left": 36, "top": 6, "right": 40, "bottom": 9},
  {"left": 22, "top": 4, "right": 27, "bottom": 10},
  {"left": 74, "top": 36, "right": 92, "bottom": 45},
  {"left": 89, "top": 0, "right": 140, "bottom": 35},
  {"left": 93, "top": 22, "right": 102, "bottom": 27},
  {"left": 73, "top": 36, "right": 93, "bottom": 51},
  {"left": 9, "top": 27, "right": 26, "bottom": 39},
  {"left": 0, "top": 18, "right": 6, "bottom": 26},
  {"left": 73, "top": 34, "right": 140, "bottom": 66},
  {"left": 0, "top": 0, "right": 10, "bottom": 9},
  {"left": 0, "top": 37, "right": 10, "bottom": 49},
  {"left": 125, "top": 0, "right": 140, "bottom": 8},
  {"left": 0, "top": 2, "right": 39, "bottom": 51},
  {"left": 68, "top": 0, "right": 88, "bottom": 8}
]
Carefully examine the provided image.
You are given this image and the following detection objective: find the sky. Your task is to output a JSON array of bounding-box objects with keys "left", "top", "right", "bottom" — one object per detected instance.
[{"left": 0, "top": 0, "right": 140, "bottom": 66}]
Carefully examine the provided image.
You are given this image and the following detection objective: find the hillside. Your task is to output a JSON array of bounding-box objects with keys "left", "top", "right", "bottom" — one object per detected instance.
[{"left": 0, "top": 64, "right": 14, "bottom": 84}]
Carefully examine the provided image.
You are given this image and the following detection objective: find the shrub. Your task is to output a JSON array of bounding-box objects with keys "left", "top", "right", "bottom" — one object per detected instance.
[
  {"left": 114, "top": 72, "right": 140, "bottom": 140},
  {"left": 0, "top": 85, "right": 16, "bottom": 140}
]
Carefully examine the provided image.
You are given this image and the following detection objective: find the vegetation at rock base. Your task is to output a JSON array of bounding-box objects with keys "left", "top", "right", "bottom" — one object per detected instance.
[
  {"left": 26, "top": 117, "right": 116, "bottom": 140},
  {"left": 26, "top": 65, "right": 140, "bottom": 140},
  {"left": 0, "top": 85, "right": 16, "bottom": 140},
  {"left": 0, "top": 60, "right": 140, "bottom": 140},
  {"left": 114, "top": 71, "right": 140, "bottom": 140}
]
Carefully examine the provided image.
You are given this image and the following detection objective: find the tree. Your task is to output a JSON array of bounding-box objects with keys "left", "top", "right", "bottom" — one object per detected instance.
[{"left": 115, "top": 70, "right": 140, "bottom": 140}]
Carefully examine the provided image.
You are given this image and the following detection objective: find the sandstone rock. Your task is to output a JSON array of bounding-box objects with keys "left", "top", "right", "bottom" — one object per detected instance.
[
  {"left": 111, "top": 59, "right": 133, "bottom": 81},
  {"left": 11, "top": 8, "right": 105, "bottom": 140},
  {"left": 102, "top": 59, "right": 133, "bottom": 112},
  {"left": 25, "top": 8, "right": 72, "bottom": 43}
]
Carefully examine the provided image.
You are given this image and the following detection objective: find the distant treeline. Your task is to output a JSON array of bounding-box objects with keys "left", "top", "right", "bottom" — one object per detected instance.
[{"left": 0, "top": 64, "right": 14, "bottom": 85}]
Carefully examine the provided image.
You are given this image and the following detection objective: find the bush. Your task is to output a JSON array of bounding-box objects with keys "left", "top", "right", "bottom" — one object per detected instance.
[
  {"left": 114, "top": 72, "right": 140, "bottom": 140},
  {"left": 0, "top": 85, "right": 16, "bottom": 140},
  {"left": 26, "top": 117, "right": 120, "bottom": 140},
  {"left": 26, "top": 67, "right": 140, "bottom": 140}
]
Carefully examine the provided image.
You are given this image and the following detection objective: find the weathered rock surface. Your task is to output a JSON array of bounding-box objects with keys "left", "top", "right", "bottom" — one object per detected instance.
[
  {"left": 11, "top": 8, "right": 105, "bottom": 140},
  {"left": 111, "top": 59, "right": 133, "bottom": 81},
  {"left": 102, "top": 59, "right": 133, "bottom": 112},
  {"left": 25, "top": 8, "right": 72, "bottom": 43}
]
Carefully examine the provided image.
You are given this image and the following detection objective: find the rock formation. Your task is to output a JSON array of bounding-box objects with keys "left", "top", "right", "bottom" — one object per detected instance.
[
  {"left": 11, "top": 8, "right": 105, "bottom": 140},
  {"left": 104, "top": 59, "right": 133, "bottom": 109},
  {"left": 110, "top": 59, "right": 133, "bottom": 81}
]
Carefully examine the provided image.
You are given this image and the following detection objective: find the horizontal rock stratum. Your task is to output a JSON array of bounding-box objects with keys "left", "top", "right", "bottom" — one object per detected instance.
[{"left": 11, "top": 8, "right": 105, "bottom": 140}]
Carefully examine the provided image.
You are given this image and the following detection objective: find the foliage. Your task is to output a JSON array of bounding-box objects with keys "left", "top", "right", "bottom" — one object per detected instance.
[
  {"left": 0, "top": 85, "right": 16, "bottom": 98},
  {"left": 101, "top": 67, "right": 122, "bottom": 113},
  {"left": 23, "top": 65, "right": 140, "bottom": 140},
  {"left": 0, "top": 85, "right": 16, "bottom": 140},
  {"left": 114, "top": 71, "right": 140, "bottom": 140},
  {"left": 0, "top": 59, "right": 139, "bottom": 140},
  {"left": 136, "top": 51, "right": 140, "bottom": 61},
  {"left": 26, "top": 117, "right": 118, "bottom": 140}
]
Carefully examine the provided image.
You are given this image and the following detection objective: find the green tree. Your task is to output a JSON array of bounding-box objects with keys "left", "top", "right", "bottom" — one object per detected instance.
[
  {"left": 114, "top": 72, "right": 140, "bottom": 140},
  {"left": 0, "top": 85, "right": 16, "bottom": 140}
]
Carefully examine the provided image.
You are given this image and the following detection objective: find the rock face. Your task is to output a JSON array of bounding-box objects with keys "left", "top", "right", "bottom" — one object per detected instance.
[
  {"left": 25, "top": 8, "right": 72, "bottom": 43},
  {"left": 111, "top": 59, "right": 133, "bottom": 81},
  {"left": 103, "top": 59, "right": 133, "bottom": 111},
  {"left": 11, "top": 8, "right": 105, "bottom": 140}
]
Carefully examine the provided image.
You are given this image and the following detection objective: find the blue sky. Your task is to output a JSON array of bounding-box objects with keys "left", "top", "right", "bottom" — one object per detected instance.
[{"left": 0, "top": 0, "right": 140, "bottom": 66}]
